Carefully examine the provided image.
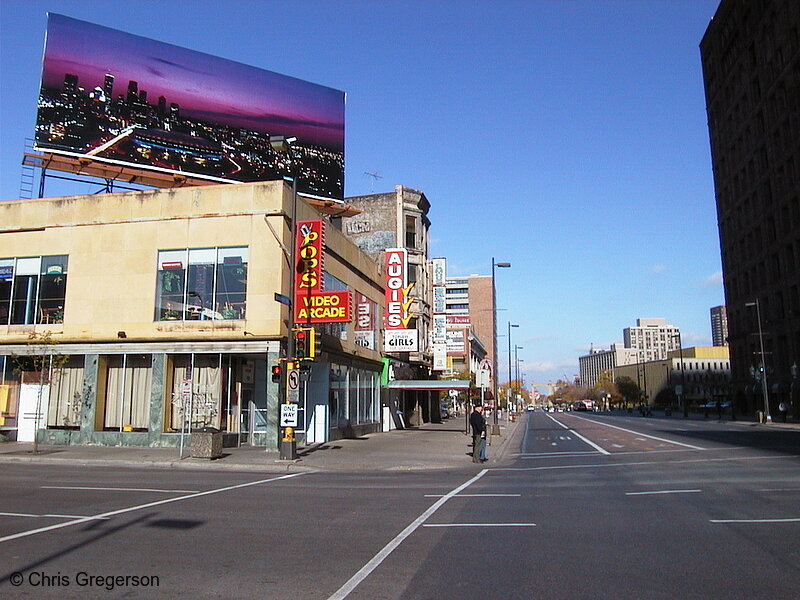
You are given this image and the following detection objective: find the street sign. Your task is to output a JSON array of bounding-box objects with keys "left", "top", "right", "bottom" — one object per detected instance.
[
  {"left": 274, "top": 292, "right": 292, "bottom": 306},
  {"left": 288, "top": 369, "right": 300, "bottom": 391},
  {"left": 280, "top": 403, "right": 298, "bottom": 427},
  {"left": 477, "top": 368, "right": 490, "bottom": 388}
]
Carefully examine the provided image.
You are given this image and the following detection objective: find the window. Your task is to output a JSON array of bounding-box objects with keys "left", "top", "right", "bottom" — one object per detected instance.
[
  {"left": 47, "top": 356, "right": 84, "bottom": 429},
  {"left": 103, "top": 354, "right": 152, "bottom": 431},
  {"left": 167, "top": 354, "right": 223, "bottom": 431},
  {"left": 155, "top": 247, "right": 248, "bottom": 321},
  {"left": 405, "top": 216, "right": 417, "bottom": 248},
  {"left": 330, "top": 364, "right": 347, "bottom": 428},
  {"left": 0, "top": 255, "right": 68, "bottom": 325}
]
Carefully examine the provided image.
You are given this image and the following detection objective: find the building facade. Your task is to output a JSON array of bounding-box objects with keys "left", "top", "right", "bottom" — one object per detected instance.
[
  {"left": 615, "top": 347, "right": 731, "bottom": 409},
  {"left": 700, "top": 0, "right": 800, "bottom": 417},
  {"left": 0, "top": 182, "right": 385, "bottom": 447},
  {"left": 442, "top": 275, "right": 494, "bottom": 377},
  {"left": 579, "top": 344, "right": 639, "bottom": 389},
  {"left": 623, "top": 318, "right": 681, "bottom": 362},
  {"left": 339, "top": 185, "right": 436, "bottom": 425}
]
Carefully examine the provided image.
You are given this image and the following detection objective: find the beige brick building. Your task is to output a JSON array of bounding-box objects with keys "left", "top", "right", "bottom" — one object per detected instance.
[{"left": 0, "top": 181, "right": 385, "bottom": 448}]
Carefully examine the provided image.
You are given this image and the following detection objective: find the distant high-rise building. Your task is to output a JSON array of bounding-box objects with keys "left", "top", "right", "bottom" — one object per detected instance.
[
  {"left": 158, "top": 96, "right": 167, "bottom": 116},
  {"left": 710, "top": 305, "right": 729, "bottom": 347},
  {"left": 127, "top": 80, "right": 138, "bottom": 103},
  {"left": 700, "top": 0, "right": 800, "bottom": 415},
  {"left": 103, "top": 74, "right": 114, "bottom": 99},
  {"left": 63, "top": 73, "right": 78, "bottom": 93},
  {"left": 623, "top": 318, "right": 681, "bottom": 362}
]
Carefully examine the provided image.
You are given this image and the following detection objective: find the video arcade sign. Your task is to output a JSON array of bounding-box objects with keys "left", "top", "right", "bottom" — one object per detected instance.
[
  {"left": 293, "top": 219, "right": 352, "bottom": 324},
  {"left": 384, "top": 248, "right": 418, "bottom": 352}
]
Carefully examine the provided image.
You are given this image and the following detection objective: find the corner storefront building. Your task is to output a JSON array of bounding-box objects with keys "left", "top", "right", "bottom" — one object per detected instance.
[{"left": 0, "top": 181, "right": 385, "bottom": 449}]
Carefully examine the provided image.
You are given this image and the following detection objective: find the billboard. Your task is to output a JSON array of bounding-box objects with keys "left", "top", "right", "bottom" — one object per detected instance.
[{"left": 34, "top": 14, "right": 345, "bottom": 199}]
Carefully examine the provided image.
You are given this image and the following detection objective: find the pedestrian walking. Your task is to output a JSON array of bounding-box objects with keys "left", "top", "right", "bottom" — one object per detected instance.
[
  {"left": 779, "top": 401, "right": 788, "bottom": 423},
  {"left": 470, "top": 405, "right": 486, "bottom": 463}
]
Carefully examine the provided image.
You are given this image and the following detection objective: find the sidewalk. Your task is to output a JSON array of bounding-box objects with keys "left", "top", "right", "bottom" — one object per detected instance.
[
  {"left": 0, "top": 416, "right": 520, "bottom": 473},
  {"left": 646, "top": 408, "right": 800, "bottom": 428}
]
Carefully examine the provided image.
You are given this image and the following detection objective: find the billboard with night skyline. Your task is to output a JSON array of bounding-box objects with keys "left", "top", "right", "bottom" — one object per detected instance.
[{"left": 34, "top": 14, "right": 345, "bottom": 199}]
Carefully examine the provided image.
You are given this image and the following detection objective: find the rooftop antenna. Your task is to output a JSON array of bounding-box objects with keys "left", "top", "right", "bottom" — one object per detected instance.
[{"left": 364, "top": 171, "right": 383, "bottom": 193}]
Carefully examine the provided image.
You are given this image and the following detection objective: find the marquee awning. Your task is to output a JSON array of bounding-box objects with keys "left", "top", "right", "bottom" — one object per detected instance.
[{"left": 385, "top": 380, "right": 471, "bottom": 391}]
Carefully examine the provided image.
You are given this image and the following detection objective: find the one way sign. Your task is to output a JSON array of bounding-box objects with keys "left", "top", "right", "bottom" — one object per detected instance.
[{"left": 280, "top": 403, "right": 298, "bottom": 427}]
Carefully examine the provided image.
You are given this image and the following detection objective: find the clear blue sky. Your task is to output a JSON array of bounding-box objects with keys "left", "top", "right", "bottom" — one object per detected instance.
[{"left": 0, "top": 0, "right": 724, "bottom": 387}]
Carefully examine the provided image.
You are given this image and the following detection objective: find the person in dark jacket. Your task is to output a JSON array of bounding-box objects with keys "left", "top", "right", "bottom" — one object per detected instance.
[{"left": 470, "top": 405, "right": 487, "bottom": 463}]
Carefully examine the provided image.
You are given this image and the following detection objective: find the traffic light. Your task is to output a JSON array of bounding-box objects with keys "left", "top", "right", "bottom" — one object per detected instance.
[
  {"left": 271, "top": 364, "right": 282, "bottom": 383},
  {"left": 292, "top": 327, "right": 317, "bottom": 360},
  {"left": 314, "top": 330, "right": 322, "bottom": 358},
  {"left": 294, "top": 328, "right": 309, "bottom": 359}
]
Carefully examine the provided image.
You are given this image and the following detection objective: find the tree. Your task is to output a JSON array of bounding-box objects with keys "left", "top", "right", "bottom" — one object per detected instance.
[
  {"left": 592, "top": 370, "right": 620, "bottom": 408},
  {"left": 548, "top": 380, "right": 591, "bottom": 407},
  {"left": 499, "top": 380, "right": 530, "bottom": 409},
  {"left": 12, "top": 331, "right": 69, "bottom": 454},
  {"left": 615, "top": 376, "right": 640, "bottom": 408}
]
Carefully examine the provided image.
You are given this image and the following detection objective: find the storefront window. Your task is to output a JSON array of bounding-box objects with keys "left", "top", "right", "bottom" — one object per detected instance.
[
  {"left": 329, "top": 365, "right": 380, "bottom": 428},
  {"left": 47, "top": 356, "right": 84, "bottom": 429},
  {"left": 330, "top": 364, "right": 347, "bottom": 428},
  {"left": 168, "top": 354, "right": 222, "bottom": 431},
  {"left": 103, "top": 354, "right": 152, "bottom": 431}
]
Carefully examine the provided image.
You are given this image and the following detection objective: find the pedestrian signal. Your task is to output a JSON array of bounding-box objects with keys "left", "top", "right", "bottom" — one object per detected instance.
[{"left": 271, "top": 364, "right": 282, "bottom": 383}]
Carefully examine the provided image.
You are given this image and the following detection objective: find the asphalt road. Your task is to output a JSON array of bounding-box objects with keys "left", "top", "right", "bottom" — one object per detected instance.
[{"left": 2, "top": 411, "right": 799, "bottom": 599}]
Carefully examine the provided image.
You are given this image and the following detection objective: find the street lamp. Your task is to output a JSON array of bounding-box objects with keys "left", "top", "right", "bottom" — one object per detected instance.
[
  {"left": 745, "top": 300, "right": 771, "bottom": 423},
  {"left": 270, "top": 135, "right": 300, "bottom": 459},
  {"left": 669, "top": 332, "right": 687, "bottom": 418},
  {"left": 504, "top": 322, "right": 519, "bottom": 433},
  {"left": 491, "top": 258, "right": 511, "bottom": 434},
  {"left": 515, "top": 345, "right": 524, "bottom": 409}
]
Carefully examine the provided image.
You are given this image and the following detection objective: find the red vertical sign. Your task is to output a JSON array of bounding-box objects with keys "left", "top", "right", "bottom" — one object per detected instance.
[
  {"left": 384, "top": 248, "right": 413, "bottom": 329},
  {"left": 295, "top": 220, "right": 325, "bottom": 298}
]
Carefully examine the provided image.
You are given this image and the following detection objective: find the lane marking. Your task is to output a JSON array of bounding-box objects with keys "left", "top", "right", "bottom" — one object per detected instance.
[
  {"left": 544, "top": 413, "right": 610, "bottom": 455},
  {"left": 518, "top": 451, "right": 598, "bottom": 458},
  {"left": 424, "top": 493, "right": 521, "bottom": 498},
  {"left": 327, "top": 470, "right": 488, "bottom": 600},
  {"left": 564, "top": 414, "right": 706, "bottom": 450},
  {"left": 626, "top": 489, "right": 702, "bottom": 496},
  {"left": 548, "top": 415, "right": 570, "bottom": 430},
  {"left": 569, "top": 429, "right": 611, "bottom": 455},
  {"left": 41, "top": 486, "right": 198, "bottom": 494},
  {"left": 0, "top": 472, "right": 312, "bottom": 544},
  {"left": 423, "top": 523, "right": 536, "bottom": 527},
  {"left": 0, "top": 512, "right": 110, "bottom": 520},
  {"left": 496, "top": 453, "right": 799, "bottom": 471},
  {"left": 711, "top": 518, "right": 800, "bottom": 523}
]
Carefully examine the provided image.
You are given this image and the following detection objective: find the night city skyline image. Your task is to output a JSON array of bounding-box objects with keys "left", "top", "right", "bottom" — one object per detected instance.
[{"left": 35, "top": 14, "right": 345, "bottom": 199}]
